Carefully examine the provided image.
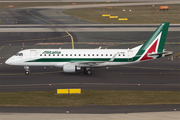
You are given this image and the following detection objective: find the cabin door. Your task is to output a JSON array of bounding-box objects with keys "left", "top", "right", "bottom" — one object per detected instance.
[
  {"left": 128, "top": 49, "right": 133, "bottom": 61},
  {"left": 30, "top": 50, "right": 36, "bottom": 61}
]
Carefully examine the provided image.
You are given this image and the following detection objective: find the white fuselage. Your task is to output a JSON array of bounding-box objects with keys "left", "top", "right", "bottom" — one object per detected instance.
[{"left": 5, "top": 47, "right": 141, "bottom": 68}]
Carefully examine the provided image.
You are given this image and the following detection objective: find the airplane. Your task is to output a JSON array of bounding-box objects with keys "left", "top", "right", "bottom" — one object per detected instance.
[{"left": 5, "top": 22, "right": 172, "bottom": 75}]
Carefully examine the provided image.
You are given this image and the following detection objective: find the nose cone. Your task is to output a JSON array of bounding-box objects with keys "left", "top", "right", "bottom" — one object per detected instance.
[{"left": 5, "top": 58, "right": 11, "bottom": 65}]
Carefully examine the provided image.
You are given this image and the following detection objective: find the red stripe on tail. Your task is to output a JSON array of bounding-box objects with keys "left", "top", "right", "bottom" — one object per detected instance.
[{"left": 140, "top": 39, "right": 158, "bottom": 61}]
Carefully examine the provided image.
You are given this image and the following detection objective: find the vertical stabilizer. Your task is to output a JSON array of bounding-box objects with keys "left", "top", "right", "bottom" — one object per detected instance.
[{"left": 135, "top": 22, "right": 169, "bottom": 61}]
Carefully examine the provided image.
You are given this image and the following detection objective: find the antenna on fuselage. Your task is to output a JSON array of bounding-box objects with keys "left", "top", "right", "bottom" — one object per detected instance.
[{"left": 98, "top": 46, "right": 102, "bottom": 49}]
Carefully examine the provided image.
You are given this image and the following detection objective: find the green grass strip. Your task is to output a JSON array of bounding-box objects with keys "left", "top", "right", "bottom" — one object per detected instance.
[
  {"left": 64, "top": 4, "right": 180, "bottom": 24},
  {"left": 0, "top": 90, "right": 179, "bottom": 107}
]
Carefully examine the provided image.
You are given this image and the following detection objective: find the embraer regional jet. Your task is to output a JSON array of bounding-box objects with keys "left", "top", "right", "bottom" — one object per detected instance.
[{"left": 5, "top": 22, "right": 172, "bottom": 75}]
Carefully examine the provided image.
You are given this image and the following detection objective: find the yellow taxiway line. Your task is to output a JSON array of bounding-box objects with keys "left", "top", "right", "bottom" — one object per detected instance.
[
  {"left": 27, "top": 10, "right": 74, "bottom": 49},
  {"left": 65, "top": 30, "right": 74, "bottom": 49}
]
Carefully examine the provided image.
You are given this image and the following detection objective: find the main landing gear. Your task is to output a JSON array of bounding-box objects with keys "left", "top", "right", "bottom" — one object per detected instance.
[
  {"left": 24, "top": 66, "right": 30, "bottom": 75},
  {"left": 84, "top": 68, "right": 92, "bottom": 75}
]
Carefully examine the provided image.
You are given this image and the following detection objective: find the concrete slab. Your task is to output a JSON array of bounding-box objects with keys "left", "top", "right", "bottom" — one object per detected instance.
[{"left": 0, "top": 111, "right": 180, "bottom": 120}]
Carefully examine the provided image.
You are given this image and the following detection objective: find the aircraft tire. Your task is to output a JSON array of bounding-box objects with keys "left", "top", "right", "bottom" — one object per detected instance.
[
  {"left": 25, "top": 71, "right": 30, "bottom": 75},
  {"left": 86, "top": 70, "right": 92, "bottom": 75}
]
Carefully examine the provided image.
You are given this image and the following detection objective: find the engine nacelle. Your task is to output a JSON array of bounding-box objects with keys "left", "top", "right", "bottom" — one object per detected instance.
[{"left": 63, "top": 64, "right": 81, "bottom": 73}]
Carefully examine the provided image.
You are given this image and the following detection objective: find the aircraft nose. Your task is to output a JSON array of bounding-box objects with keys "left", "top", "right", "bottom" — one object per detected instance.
[{"left": 5, "top": 58, "right": 11, "bottom": 65}]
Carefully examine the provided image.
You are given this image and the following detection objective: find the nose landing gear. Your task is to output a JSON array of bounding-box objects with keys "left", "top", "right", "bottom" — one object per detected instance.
[
  {"left": 25, "top": 71, "right": 30, "bottom": 75},
  {"left": 24, "top": 66, "right": 30, "bottom": 75}
]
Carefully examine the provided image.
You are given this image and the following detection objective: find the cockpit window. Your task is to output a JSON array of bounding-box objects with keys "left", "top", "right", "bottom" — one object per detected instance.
[
  {"left": 19, "top": 53, "right": 23, "bottom": 56},
  {"left": 15, "top": 53, "right": 23, "bottom": 56},
  {"left": 15, "top": 53, "right": 19, "bottom": 56}
]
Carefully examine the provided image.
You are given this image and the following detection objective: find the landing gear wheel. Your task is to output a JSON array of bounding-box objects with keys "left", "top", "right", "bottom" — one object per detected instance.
[
  {"left": 86, "top": 70, "right": 92, "bottom": 75},
  {"left": 25, "top": 71, "right": 30, "bottom": 75},
  {"left": 24, "top": 66, "right": 30, "bottom": 75},
  {"left": 84, "top": 68, "right": 92, "bottom": 75}
]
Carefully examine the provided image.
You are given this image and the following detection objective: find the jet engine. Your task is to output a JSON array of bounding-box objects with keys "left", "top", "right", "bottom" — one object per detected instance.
[{"left": 63, "top": 64, "right": 81, "bottom": 73}]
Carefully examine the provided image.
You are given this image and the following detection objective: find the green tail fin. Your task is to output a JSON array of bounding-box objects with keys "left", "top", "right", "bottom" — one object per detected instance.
[{"left": 135, "top": 22, "right": 170, "bottom": 61}]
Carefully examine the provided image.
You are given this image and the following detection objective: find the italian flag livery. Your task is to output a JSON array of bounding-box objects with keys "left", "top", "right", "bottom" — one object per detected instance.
[
  {"left": 135, "top": 22, "right": 169, "bottom": 62},
  {"left": 5, "top": 22, "right": 171, "bottom": 75}
]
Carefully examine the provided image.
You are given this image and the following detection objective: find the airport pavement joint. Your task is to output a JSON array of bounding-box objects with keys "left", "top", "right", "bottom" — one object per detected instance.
[{"left": 27, "top": 10, "right": 75, "bottom": 49}]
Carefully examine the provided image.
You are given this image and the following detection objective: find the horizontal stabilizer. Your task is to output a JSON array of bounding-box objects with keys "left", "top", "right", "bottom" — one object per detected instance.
[{"left": 148, "top": 51, "right": 173, "bottom": 56}]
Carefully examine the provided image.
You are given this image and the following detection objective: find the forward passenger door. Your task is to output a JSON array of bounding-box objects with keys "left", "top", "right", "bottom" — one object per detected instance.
[{"left": 30, "top": 50, "right": 36, "bottom": 61}]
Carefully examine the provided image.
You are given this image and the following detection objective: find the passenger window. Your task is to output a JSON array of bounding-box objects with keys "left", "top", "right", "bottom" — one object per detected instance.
[
  {"left": 61, "top": 54, "right": 63, "bottom": 56},
  {"left": 70, "top": 54, "right": 72, "bottom": 56},
  {"left": 44, "top": 54, "right": 46, "bottom": 56},
  {"left": 57, "top": 54, "right": 59, "bottom": 56},
  {"left": 92, "top": 54, "right": 94, "bottom": 56},
  {"left": 106, "top": 54, "right": 108, "bottom": 56},
  {"left": 84, "top": 54, "right": 86, "bottom": 56},
  {"left": 101, "top": 54, "right": 103, "bottom": 56},
  {"left": 79, "top": 54, "right": 81, "bottom": 56},
  {"left": 119, "top": 54, "right": 121, "bottom": 56},
  {"left": 97, "top": 54, "right": 98, "bottom": 56},
  {"left": 74, "top": 54, "right": 76, "bottom": 56},
  {"left": 53, "top": 54, "right": 55, "bottom": 56},
  {"left": 110, "top": 54, "right": 112, "bottom": 56},
  {"left": 66, "top": 54, "right": 68, "bottom": 56},
  {"left": 40, "top": 54, "right": 42, "bottom": 56},
  {"left": 88, "top": 54, "right": 90, "bottom": 56},
  {"left": 49, "top": 54, "right": 51, "bottom": 56}
]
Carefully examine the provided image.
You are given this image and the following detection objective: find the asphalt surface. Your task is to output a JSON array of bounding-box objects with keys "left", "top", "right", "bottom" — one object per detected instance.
[
  {"left": 0, "top": 104, "right": 179, "bottom": 113},
  {"left": 0, "top": 32, "right": 78, "bottom": 46},
  {"left": 0, "top": 8, "right": 92, "bottom": 25},
  {"left": 0, "top": 31, "right": 179, "bottom": 92}
]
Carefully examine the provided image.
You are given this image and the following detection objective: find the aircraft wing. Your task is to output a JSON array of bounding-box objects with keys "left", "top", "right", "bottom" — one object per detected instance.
[{"left": 71, "top": 61, "right": 105, "bottom": 67}]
